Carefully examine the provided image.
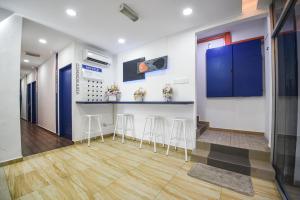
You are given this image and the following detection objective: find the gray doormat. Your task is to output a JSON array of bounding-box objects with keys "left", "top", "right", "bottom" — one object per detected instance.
[{"left": 187, "top": 163, "right": 254, "bottom": 196}]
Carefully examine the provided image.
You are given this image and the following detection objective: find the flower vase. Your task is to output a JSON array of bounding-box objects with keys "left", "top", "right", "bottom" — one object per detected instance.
[
  {"left": 135, "top": 96, "right": 144, "bottom": 102},
  {"left": 108, "top": 95, "right": 117, "bottom": 101},
  {"left": 165, "top": 96, "right": 172, "bottom": 102}
]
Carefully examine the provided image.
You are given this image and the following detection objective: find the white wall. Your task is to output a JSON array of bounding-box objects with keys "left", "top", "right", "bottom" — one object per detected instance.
[
  {"left": 196, "top": 18, "right": 268, "bottom": 133},
  {"left": 58, "top": 42, "right": 115, "bottom": 141},
  {"left": 115, "top": 30, "right": 196, "bottom": 149},
  {"left": 0, "top": 15, "right": 22, "bottom": 162},
  {"left": 20, "top": 76, "right": 27, "bottom": 120},
  {"left": 26, "top": 70, "right": 37, "bottom": 84},
  {"left": 37, "top": 55, "right": 56, "bottom": 132}
]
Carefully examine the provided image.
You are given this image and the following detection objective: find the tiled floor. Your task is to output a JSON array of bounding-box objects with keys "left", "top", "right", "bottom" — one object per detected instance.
[
  {"left": 199, "top": 130, "right": 270, "bottom": 152},
  {"left": 0, "top": 167, "right": 11, "bottom": 200},
  {"left": 3, "top": 137, "right": 281, "bottom": 200}
]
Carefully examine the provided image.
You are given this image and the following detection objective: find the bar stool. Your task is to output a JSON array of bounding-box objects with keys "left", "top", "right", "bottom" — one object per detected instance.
[
  {"left": 166, "top": 118, "right": 189, "bottom": 161},
  {"left": 83, "top": 114, "right": 104, "bottom": 146},
  {"left": 140, "top": 115, "right": 165, "bottom": 153},
  {"left": 113, "top": 114, "right": 135, "bottom": 143}
]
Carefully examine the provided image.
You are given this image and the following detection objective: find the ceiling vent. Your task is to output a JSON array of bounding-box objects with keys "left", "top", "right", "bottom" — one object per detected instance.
[
  {"left": 25, "top": 51, "right": 40, "bottom": 57},
  {"left": 119, "top": 3, "right": 139, "bottom": 22}
]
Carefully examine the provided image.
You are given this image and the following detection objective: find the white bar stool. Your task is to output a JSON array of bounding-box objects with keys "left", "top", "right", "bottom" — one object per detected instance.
[
  {"left": 83, "top": 114, "right": 104, "bottom": 146},
  {"left": 113, "top": 114, "right": 135, "bottom": 143},
  {"left": 140, "top": 115, "right": 165, "bottom": 153},
  {"left": 166, "top": 118, "right": 189, "bottom": 161}
]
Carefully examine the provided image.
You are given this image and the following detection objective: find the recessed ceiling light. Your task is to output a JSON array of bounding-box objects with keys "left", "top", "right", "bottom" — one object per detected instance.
[
  {"left": 39, "top": 38, "right": 47, "bottom": 44},
  {"left": 183, "top": 8, "right": 193, "bottom": 16},
  {"left": 66, "top": 9, "right": 77, "bottom": 17},
  {"left": 24, "top": 59, "right": 29, "bottom": 63},
  {"left": 118, "top": 38, "right": 126, "bottom": 44}
]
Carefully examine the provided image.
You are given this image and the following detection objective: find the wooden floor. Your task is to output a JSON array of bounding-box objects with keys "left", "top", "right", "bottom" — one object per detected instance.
[
  {"left": 4, "top": 137, "right": 281, "bottom": 200},
  {"left": 21, "top": 120, "right": 73, "bottom": 157}
]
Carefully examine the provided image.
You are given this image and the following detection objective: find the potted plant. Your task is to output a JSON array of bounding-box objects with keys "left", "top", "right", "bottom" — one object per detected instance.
[
  {"left": 105, "top": 84, "right": 121, "bottom": 101},
  {"left": 162, "top": 84, "right": 173, "bottom": 102},
  {"left": 134, "top": 87, "right": 146, "bottom": 101}
]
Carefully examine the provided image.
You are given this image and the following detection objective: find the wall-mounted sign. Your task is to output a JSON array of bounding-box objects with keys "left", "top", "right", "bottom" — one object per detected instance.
[
  {"left": 82, "top": 64, "right": 102, "bottom": 80},
  {"left": 82, "top": 64, "right": 102, "bottom": 72}
]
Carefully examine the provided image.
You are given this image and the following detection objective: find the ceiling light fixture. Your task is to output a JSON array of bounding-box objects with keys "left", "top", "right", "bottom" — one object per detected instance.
[
  {"left": 118, "top": 38, "right": 126, "bottom": 44},
  {"left": 24, "top": 59, "right": 29, "bottom": 63},
  {"left": 66, "top": 8, "right": 77, "bottom": 17},
  {"left": 183, "top": 8, "right": 193, "bottom": 16},
  {"left": 39, "top": 38, "right": 47, "bottom": 44},
  {"left": 120, "top": 3, "right": 139, "bottom": 22}
]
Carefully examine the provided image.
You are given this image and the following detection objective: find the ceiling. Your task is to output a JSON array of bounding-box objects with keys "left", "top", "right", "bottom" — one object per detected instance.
[
  {"left": 20, "top": 18, "right": 74, "bottom": 76},
  {"left": 0, "top": 0, "right": 242, "bottom": 54},
  {"left": 0, "top": 7, "right": 11, "bottom": 22}
]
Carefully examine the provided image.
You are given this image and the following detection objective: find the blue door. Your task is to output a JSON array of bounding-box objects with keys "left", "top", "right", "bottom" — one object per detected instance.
[
  {"left": 27, "top": 84, "right": 31, "bottom": 122},
  {"left": 59, "top": 65, "right": 72, "bottom": 140},
  {"left": 233, "top": 40, "right": 263, "bottom": 96},
  {"left": 206, "top": 45, "right": 233, "bottom": 97},
  {"left": 31, "top": 81, "right": 37, "bottom": 123}
]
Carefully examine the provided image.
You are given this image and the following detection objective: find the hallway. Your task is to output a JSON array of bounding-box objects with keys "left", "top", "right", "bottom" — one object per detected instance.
[{"left": 21, "top": 120, "right": 73, "bottom": 157}]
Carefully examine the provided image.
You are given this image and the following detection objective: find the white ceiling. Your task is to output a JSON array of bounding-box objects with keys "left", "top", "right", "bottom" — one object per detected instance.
[
  {"left": 0, "top": 7, "right": 12, "bottom": 22},
  {"left": 0, "top": 0, "right": 242, "bottom": 54},
  {"left": 21, "top": 18, "right": 74, "bottom": 74}
]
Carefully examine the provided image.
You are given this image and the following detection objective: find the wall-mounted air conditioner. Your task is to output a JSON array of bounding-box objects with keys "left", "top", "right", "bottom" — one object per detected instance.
[{"left": 83, "top": 49, "right": 112, "bottom": 67}]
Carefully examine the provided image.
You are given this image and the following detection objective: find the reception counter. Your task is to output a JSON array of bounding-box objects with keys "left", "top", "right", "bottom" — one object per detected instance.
[{"left": 75, "top": 100, "right": 195, "bottom": 149}]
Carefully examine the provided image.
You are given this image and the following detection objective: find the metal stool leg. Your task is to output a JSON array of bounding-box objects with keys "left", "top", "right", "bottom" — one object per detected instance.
[
  {"left": 183, "top": 121, "right": 188, "bottom": 162},
  {"left": 166, "top": 119, "right": 175, "bottom": 156},
  {"left": 88, "top": 116, "right": 91, "bottom": 147},
  {"left": 113, "top": 115, "right": 119, "bottom": 141},
  {"left": 130, "top": 116, "right": 136, "bottom": 140},
  {"left": 148, "top": 118, "right": 153, "bottom": 144},
  {"left": 140, "top": 118, "right": 148, "bottom": 148},
  {"left": 121, "top": 116, "right": 125, "bottom": 144},
  {"left": 162, "top": 119, "right": 165, "bottom": 147},
  {"left": 97, "top": 116, "right": 104, "bottom": 142},
  {"left": 153, "top": 118, "right": 157, "bottom": 153}
]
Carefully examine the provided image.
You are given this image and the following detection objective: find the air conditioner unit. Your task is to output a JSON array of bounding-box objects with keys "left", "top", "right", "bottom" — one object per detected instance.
[{"left": 83, "top": 49, "right": 112, "bottom": 67}]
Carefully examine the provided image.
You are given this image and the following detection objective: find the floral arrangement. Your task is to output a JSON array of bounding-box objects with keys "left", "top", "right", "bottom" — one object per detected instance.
[
  {"left": 134, "top": 87, "right": 146, "bottom": 101},
  {"left": 105, "top": 84, "right": 121, "bottom": 100},
  {"left": 105, "top": 84, "right": 121, "bottom": 96},
  {"left": 162, "top": 84, "right": 173, "bottom": 101}
]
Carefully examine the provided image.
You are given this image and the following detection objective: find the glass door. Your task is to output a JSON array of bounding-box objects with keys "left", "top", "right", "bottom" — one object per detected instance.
[{"left": 273, "top": 0, "right": 300, "bottom": 199}]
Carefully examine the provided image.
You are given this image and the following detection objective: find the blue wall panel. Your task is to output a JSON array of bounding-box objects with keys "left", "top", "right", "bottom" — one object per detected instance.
[
  {"left": 206, "top": 45, "right": 233, "bottom": 97},
  {"left": 233, "top": 40, "right": 263, "bottom": 96}
]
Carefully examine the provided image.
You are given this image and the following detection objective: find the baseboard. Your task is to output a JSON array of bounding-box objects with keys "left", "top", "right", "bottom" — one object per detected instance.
[
  {"left": 208, "top": 127, "right": 264, "bottom": 136},
  {"left": 74, "top": 133, "right": 114, "bottom": 144},
  {"left": 0, "top": 157, "right": 23, "bottom": 167}
]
